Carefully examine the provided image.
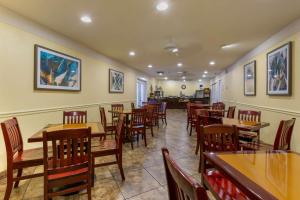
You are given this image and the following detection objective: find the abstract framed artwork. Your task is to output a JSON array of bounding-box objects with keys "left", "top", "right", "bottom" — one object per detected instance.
[
  {"left": 34, "top": 45, "right": 81, "bottom": 91},
  {"left": 267, "top": 42, "right": 292, "bottom": 96},
  {"left": 244, "top": 60, "right": 256, "bottom": 96},
  {"left": 109, "top": 69, "right": 124, "bottom": 93}
]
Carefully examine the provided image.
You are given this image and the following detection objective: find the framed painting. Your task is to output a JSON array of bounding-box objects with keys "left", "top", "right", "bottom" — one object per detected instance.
[
  {"left": 34, "top": 45, "right": 81, "bottom": 91},
  {"left": 244, "top": 60, "right": 256, "bottom": 96},
  {"left": 267, "top": 42, "right": 292, "bottom": 96},
  {"left": 109, "top": 69, "right": 124, "bottom": 93}
]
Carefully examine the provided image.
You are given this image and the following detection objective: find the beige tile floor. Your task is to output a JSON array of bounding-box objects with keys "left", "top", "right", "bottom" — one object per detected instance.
[{"left": 0, "top": 109, "right": 215, "bottom": 200}]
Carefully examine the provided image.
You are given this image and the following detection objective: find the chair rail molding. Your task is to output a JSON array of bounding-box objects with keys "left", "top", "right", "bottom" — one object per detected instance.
[
  {"left": 0, "top": 99, "right": 135, "bottom": 118},
  {"left": 224, "top": 99, "right": 300, "bottom": 117}
]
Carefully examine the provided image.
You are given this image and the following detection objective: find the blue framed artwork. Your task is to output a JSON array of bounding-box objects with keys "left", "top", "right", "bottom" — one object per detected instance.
[
  {"left": 109, "top": 69, "right": 124, "bottom": 93},
  {"left": 34, "top": 45, "right": 81, "bottom": 91}
]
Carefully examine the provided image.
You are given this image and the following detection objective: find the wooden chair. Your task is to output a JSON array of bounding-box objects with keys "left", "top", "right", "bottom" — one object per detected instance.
[
  {"left": 158, "top": 102, "right": 167, "bottom": 125},
  {"left": 189, "top": 106, "right": 201, "bottom": 136},
  {"left": 111, "top": 104, "right": 124, "bottom": 125},
  {"left": 91, "top": 114, "right": 125, "bottom": 184},
  {"left": 162, "top": 148, "right": 208, "bottom": 200},
  {"left": 199, "top": 125, "right": 248, "bottom": 200},
  {"left": 129, "top": 108, "right": 147, "bottom": 149},
  {"left": 241, "top": 118, "right": 296, "bottom": 151},
  {"left": 43, "top": 127, "right": 92, "bottom": 199},
  {"left": 63, "top": 111, "right": 87, "bottom": 124},
  {"left": 238, "top": 110, "right": 261, "bottom": 143},
  {"left": 131, "top": 102, "right": 135, "bottom": 109},
  {"left": 227, "top": 106, "right": 236, "bottom": 118},
  {"left": 152, "top": 103, "right": 160, "bottom": 128},
  {"left": 145, "top": 105, "right": 155, "bottom": 137},
  {"left": 1, "top": 118, "right": 44, "bottom": 200},
  {"left": 99, "top": 107, "right": 116, "bottom": 138}
]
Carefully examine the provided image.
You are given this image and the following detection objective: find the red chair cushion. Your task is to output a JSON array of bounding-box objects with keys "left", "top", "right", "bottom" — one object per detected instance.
[{"left": 204, "top": 169, "right": 249, "bottom": 200}]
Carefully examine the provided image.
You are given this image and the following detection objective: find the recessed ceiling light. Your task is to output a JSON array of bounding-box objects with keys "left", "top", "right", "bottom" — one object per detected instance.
[
  {"left": 172, "top": 48, "right": 179, "bottom": 53},
  {"left": 177, "top": 71, "right": 183, "bottom": 74},
  {"left": 183, "top": 80, "right": 186, "bottom": 82},
  {"left": 198, "top": 79, "right": 202, "bottom": 82},
  {"left": 164, "top": 77, "right": 168, "bottom": 80},
  {"left": 129, "top": 51, "right": 136, "bottom": 56},
  {"left": 182, "top": 76, "right": 186, "bottom": 79},
  {"left": 202, "top": 74, "right": 206, "bottom": 78},
  {"left": 80, "top": 15, "right": 92, "bottom": 23},
  {"left": 156, "top": 1, "right": 169, "bottom": 11},
  {"left": 148, "top": 64, "right": 153, "bottom": 68},
  {"left": 204, "top": 70, "right": 208, "bottom": 74},
  {"left": 209, "top": 61, "right": 215, "bottom": 66},
  {"left": 177, "top": 63, "right": 183, "bottom": 67},
  {"left": 157, "top": 71, "right": 164, "bottom": 76},
  {"left": 221, "top": 43, "right": 238, "bottom": 49}
]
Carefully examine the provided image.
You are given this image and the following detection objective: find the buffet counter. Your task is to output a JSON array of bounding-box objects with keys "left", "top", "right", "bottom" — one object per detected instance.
[{"left": 148, "top": 97, "right": 210, "bottom": 109}]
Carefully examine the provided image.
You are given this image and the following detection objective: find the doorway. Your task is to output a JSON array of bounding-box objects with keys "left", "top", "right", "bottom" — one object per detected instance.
[{"left": 136, "top": 79, "right": 147, "bottom": 107}]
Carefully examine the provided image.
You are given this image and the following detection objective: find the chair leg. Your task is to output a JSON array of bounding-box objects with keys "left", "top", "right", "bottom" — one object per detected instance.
[
  {"left": 195, "top": 141, "right": 200, "bottom": 155},
  {"left": 151, "top": 125, "right": 153, "bottom": 137},
  {"left": 164, "top": 116, "right": 167, "bottom": 125},
  {"left": 5, "top": 169, "right": 13, "bottom": 200},
  {"left": 14, "top": 169, "right": 23, "bottom": 188},
  {"left": 91, "top": 157, "right": 95, "bottom": 187},
  {"left": 87, "top": 182, "right": 92, "bottom": 200},
  {"left": 189, "top": 125, "right": 193, "bottom": 136},
  {"left": 186, "top": 119, "right": 189, "bottom": 130},
  {"left": 144, "top": 130, "right": 147, "bottom": 147},
  {"left": 117, "top": 154, "right": 125, "bottom": 181},
  {"left": 131, "top": 133, "right": 134, "bottom": 150}
]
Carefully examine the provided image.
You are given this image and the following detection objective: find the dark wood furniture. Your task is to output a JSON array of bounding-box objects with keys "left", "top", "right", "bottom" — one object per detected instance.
[
  {"left": 145, "top": 105, "right": 155, "bottom": 137},
  {"left": 222, "top": 117, "right": 269, "bottom": 132},
  {"left": 129, "top": 108, "right": 147, "bottom": 149},
  {"left": 242, "top": 118, "right": 296, "bottom": 151},
  {"left": 158, "top": 102, "right": 167, "bottom": 125},
  {"left": 199, "top": 124, "right": 249, "bottom": 200},
  {"left": 203, "top": 151, "right": 298, "bottom": 200},
  {"left": 162, "top": 148, "right": 208, "bottom": 200},
  {"left": 152, "top": 103, "right": 160, "bottom": 128},
  {"left": 131, "top": 102, "right": 135, "bottom": 109},
  {"left": 111, "top": 104, "right": 124, "bottom": 124},
  {"left": 28, "top": 122, "right": 104, "bottom": 143},
  {"left": 100, "top": 107, "right": 116, "bottom": 138},
  {"left": 63, "top": 111, "right": 87, "bottom": 124},
  {"left": 43, "top": 127, "right": 92, "bottom": 199},
  {"left": 227, "top": 106, "right": 236, "bottom": 118},
  {"left": 1, "top": 118, "right": 44, "bottom": 200},
  {"left": 238, "top": 110, "right": 261, "bottom": 142},
  {"left": 91, "top": 114, "right": 125, "bottom": 185},
  {"left": 195, "top": 111, "right": 210, "bottom": 155}
]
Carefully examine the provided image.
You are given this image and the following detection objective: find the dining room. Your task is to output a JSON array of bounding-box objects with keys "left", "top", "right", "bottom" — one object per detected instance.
[{"left": 1, "top": 1, "right": 300, "bottom": 200}]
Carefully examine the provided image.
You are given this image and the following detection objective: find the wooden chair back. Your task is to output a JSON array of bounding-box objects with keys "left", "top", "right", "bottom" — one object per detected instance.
[
  {"left": 162, "top": 148, "right": 208, "bottom": 200},
  {"left": 63, "top": 111, "right": 87, "bottom": 124},
  {"left": 131, "top": 102, "right": 135, "bottom": 109},
  {"left": 212, "top": 102, "right": 225, "bottom": 110},
  {"left": 1, "top": 117, "right": 23, "bottom": 160},
  {"left": 238, "top": 110, "right": 261, "bottom": 122},
  {"left": 111, "top": 104, "right": 124, "bottom": 121},
  {"left": 200, "top": 124, "right": 239, "bottom": 153},
  {"left": 43, "top": 127, "right": 91, "bottom": 197},
  {"left": 273, "top": 118, "right": 296, "bottom": 150},
  {"left": 227, "top": 106, "right": 236, "bottom": 119},
  {"left": 131, "top": 108, "right": 146, "bottom": 127},
  {"left": 99, "top": 107, "right": 108, "bottom": 128},
  {"left": 115, "top": 114, "right": 125, "bottom": 151}
]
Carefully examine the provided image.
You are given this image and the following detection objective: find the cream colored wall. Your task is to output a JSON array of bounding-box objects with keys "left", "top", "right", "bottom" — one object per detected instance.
[
  {"left": 213, "top": 18, "right": 300, "bottom": 152},
  {"left": 0, "top": 7, "right": 152, "bottom": 172},
  {"left": 157, "top": 80, "right": 209, "bottom": 97}
]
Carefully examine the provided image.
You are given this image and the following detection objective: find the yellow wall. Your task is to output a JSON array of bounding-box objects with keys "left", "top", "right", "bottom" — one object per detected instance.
[
  {"left": 213, "top": 20, "right": 300, "bottom": 152},
  {"left": 157, "top": 80, "right": 209, "bottom": 97},
  {"left": 0, "top": 8, "right": 153, "bottom": 172}
]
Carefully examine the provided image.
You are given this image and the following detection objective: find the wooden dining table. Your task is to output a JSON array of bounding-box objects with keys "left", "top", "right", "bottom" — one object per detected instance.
[
  {"left": 28, "top": 122, "right": 105, "bottom": 143},
  {"left": 222, "top": 118, "right": 270, "bottom": 132},
  {"left": 203, "top": 150, "right": 300, "bottom": 200}
]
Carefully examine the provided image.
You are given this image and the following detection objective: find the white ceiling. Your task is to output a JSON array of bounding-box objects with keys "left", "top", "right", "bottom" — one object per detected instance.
[{"left": 1, "top": 0, "right": 300, "bottom": 80}]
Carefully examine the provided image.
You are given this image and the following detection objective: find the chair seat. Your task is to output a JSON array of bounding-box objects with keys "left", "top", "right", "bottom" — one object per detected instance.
[
  {"left": 92, "top": 139, "right": 117, "bottom": 155},
  {"left": 129, "top": 125, "right": 145, "bottom": 129},
  {"left": 13, "top": 147, "right": 44, "bottom": 168},
  {"left": 48, "top": 167, "right": 88, "bottom": 180},
  {"left": 204, "top": 169, "right": 249, "bottom": 200}
]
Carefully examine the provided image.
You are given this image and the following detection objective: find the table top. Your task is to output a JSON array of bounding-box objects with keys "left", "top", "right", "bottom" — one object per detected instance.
[
  {"left": 222, "top": 118, "right": 270, "bottom": 131},
  {"left": 108, "top": 110, "right": 132, "bottom": 114},
  {"left": 28, "top": 122, "right": 104, "bottom": 143},
  {"left": 204, "top": 151, "right": 300, "bottom": 200}
]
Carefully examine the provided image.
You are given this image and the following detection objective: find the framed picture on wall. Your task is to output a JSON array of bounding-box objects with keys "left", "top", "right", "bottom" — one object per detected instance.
[
  {"left": 244, "top": 60, "right": 256, "bottom": 96},
  {"left": 109, "top": 69, "right": 124, "bottom": 93},
  {"left": 34, "top": 44, "right": 81, "bottom": 91},
  {"left": 267, "top": 42, "right": 292, "bottom": 96}
]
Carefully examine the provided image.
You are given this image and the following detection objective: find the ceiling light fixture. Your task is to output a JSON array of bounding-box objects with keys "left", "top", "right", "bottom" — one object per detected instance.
[
  {"left": 182, "top": 76, "right": 186, "bottom": 79},
  {"left": 204, "top": 70, "right": 208, "bottom": 74},
  {"left": 148, "top": 64, "right": 153, "bottom": 68},
  {"left": 156, "top": 1, "right": 169, "bottom": 11},
  {"left": 177, "top": 63, "right": 183, "bottom": 67},
  {"left": 172, "top": 48, "right": 179, "bottom": 53},
  {"left": 202, "top": 74, "right": 206, "bottom": 78},
  {"left": 198, "top": 79, "right": 202, "bottom": 82},
  {"left": 209, "top": 61, "right": 215, "bottom": 66},
  {"left": 221, "top": 43, "right": 238, "bottom": 49},
  {"left": 80, "top": 15, "right": 92, "bottom": 23},
  {"left": 164, "top": 77, "right": 168, "bottom": 80},
  {"left": 129, "top": 51, "right": 136, "bottom": 56},
  {"left": 157, "top": 71, "right": 164, "bottom": 76},
  {"left": 177, "top": 71, "right": 183, "bottom": 74},
  {"left": 183, "top": 80, "right": 186, "bottom": 82}
]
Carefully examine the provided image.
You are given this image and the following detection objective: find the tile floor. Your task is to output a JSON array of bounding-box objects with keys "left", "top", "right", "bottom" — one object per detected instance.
[{"left": 0, "top": 109, "right": 215, "bottom": 200}]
